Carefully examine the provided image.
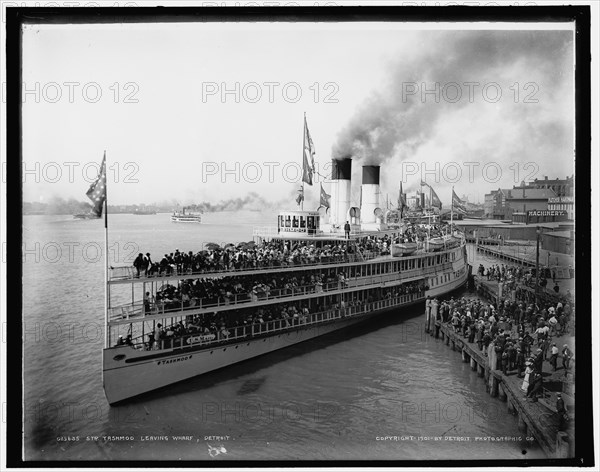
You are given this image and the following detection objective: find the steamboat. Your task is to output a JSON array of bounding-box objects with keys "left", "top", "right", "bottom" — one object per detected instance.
[
  {"left": 171, "top": 206, "right": 202, "bottom": 223},
  {"left": 103, "top": 158, "right": 470, "bottom": 404}
]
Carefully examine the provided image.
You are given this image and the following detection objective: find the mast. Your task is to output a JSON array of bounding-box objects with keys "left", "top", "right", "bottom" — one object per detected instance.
[
  {"left": 103, "top": 150, "right": 109, "bottom": 349},
  {"left": 301, "top": 112, "right": 306, "bottom": 211},
  {"left": 450, "top": 185, "right": 454, "bottom": 234}
]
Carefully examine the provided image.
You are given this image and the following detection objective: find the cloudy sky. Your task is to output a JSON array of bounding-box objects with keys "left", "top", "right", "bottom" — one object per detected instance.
[{"left": 21, "top": 22, "right": 575, "bottom": 208}]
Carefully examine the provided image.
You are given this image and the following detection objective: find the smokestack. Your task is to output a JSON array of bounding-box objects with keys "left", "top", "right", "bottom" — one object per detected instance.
[
  {"left": 361, "top": 165, "right": 381, "bottom": 223},
  {"left": 329, "top": 157, "right": 352, "bottom": 226}
]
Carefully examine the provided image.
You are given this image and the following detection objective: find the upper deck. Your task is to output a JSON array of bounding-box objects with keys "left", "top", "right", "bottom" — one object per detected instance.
[{"left": 108, "top": 234, "right": 465, "bottom": 285}]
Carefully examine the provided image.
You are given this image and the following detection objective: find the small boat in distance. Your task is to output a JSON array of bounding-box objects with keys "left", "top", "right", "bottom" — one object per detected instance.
[
  {"left": 133, "top": 209, "right": 157, "bottom": 215},
  {"left": 171, "top": 206, "right": 202, "bottom": 223},
  {"left": 73, "top": 212, "right": 100, "bottom": 220}
]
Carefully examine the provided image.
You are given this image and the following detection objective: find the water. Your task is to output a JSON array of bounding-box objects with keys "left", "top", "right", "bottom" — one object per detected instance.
[{"left": 22, "top": 213, "right": 545, "bottom": 460}]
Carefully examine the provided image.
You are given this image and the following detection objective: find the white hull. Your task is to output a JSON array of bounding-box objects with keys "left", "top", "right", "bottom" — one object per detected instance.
[
  {"left": 103, "top": 307, "right": 405, "bottom": 404},
  {"left": 171, "top": 217, "right": 202, "bottom": 223},
  {"left": 103, "top": 245, "right": 470, "bottom": 404}
]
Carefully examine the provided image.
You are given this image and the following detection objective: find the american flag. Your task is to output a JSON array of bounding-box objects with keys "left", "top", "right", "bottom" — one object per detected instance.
[
  {"left": 318, "top": 183, "right": 331, "bottom": 210},
  {"left": 452, "top": 188, "right": 468, "bottom": 214},
  {"left": 302, "top": 115, "right": 316, "bottom": 186},
  {"left": 86, "top": 153, "right": 107, "bottom": 217}
]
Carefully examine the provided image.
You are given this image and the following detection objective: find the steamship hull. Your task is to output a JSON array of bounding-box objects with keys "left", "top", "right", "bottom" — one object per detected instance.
[
  {"left": 104, "top": 311, "right": 377, "bottom": 404},
  {"left": 103, "top": 148, "right": 471, "bottom": 405},
  {"left": 103, "top": 272, "right": 468, "bottom": 405},
  {"left": 171, "top": 215, "right": 202, "bottom": 223}
]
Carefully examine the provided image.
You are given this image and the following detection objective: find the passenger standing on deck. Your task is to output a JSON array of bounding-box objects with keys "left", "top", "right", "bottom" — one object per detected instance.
[
  {"left": 144, "top": 292, "right": 153, "bottom": 315},
  {"left": 133, "top": 253, "right": 144, "bottom": 277},
  {"left": 154, "top": 323, "right": 164, "bottom": 349},
  {"left": 143, "top": 253, "right": 152, "bottom": 277},
  {"left": 147, "top": 331, "right": 155, "bottom": 351},
  {"left": 344, "top": 221, "right": 351, "bottom": 239}
]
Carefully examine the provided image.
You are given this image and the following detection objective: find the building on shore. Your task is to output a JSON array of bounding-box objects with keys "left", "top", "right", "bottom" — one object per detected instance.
[
  {"left": 484, "top": 188, "right": 513, "bottom": 220},
  {"left": 483, "top": 175, "right": 573, "bottom": 220},
  {"left": 541, "top": 230, "right": 574, "bottom": 256},
  {"left": 547, "top": 196, "right": 574, "bottom": 220},
  {"left": 528, "top": 175, "right": 573, "bottom": 197}
]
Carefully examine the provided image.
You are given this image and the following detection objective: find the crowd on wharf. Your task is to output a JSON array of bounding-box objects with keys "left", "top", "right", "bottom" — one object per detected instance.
[
  {"left": 130, "top": 223, "right": 458, "bottom": 277},
  {"left": 478, "top": 263, "right": 574, "bottom": 298},
  {"left": 116, "top": 281, "right": 427, "bottom": 350},
  {"left": 434, "top": 262, "right": 574, "bottom": 420}
]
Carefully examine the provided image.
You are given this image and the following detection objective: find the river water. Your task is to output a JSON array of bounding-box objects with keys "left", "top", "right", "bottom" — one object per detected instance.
[{"left": 22, "top": 212, "right": 545, "bottom": 460}]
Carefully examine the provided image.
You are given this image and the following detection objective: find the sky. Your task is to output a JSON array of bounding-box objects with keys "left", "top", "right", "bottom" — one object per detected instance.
[{"left": 20, "top": 22, "right": 575, "bottom": 209}]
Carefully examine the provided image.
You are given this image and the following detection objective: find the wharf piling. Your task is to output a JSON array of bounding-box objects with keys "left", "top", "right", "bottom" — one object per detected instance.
[{"left": 434, "top": 321, "right": 571, "bottom": 458}]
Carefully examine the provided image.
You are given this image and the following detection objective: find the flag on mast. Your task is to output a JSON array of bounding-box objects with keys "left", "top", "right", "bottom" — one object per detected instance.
[
  {"left": 302, "top": 115, "right": 316, "bottom": 185},
  {"left": 430, "top": 186, "right": 442, "bottom": 210},
  {"left": 452, "top": 188, "right": 468, "bottom": 214},
  {"left": 295, "top": 187, "right": 304, "bottom": 206},
  {"left": 86, "top": 153, "right": 107, "bottom": 217},
  {"left": 317, "top": 183, "right": 331, "bottom": 210},
  {"left": 398, "top": 182, "right": 407, "bottom": 213}
]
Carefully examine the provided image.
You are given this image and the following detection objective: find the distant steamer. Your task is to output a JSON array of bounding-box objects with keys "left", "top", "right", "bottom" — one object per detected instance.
[{"left": 171, "top": 207, "right": 202, "bottom": 223}]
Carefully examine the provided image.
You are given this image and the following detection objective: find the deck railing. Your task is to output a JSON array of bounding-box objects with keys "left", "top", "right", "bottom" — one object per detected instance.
[
  {"left": 108, "top": 264, "right": 449, "bottom": 321},
  {"left": 117, "top": 291, "right": 425, "bottom": 351},
  {"left": 109, "top": 251, "right": 385, "bottom": 282}
]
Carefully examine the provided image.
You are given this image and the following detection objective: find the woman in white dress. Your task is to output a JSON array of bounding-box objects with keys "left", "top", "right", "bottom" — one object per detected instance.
[{"left": 521, "top": 361, "right": 534, "bottom": 393}]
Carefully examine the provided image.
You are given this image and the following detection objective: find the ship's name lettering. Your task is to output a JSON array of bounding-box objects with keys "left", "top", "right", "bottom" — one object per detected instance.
[
  {"left": 186, "top": 334, "right": 216, "bottom": 344},
  {"left": 157, "top": 355, "right": 193, "bottom": 366}
]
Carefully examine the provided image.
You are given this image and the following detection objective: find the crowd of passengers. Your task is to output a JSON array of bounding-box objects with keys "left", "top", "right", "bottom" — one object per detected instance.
[
  {"left": 132, "top": 223, "right": 458, "bottom": 277},
  {"left": 117, "top": 281, "right": 426, "bottom": 349},
  {"left": 477, "top": 262, "right": 573, "bottom": 294},
  {"left": 149, "top": 270, "right": 349, "bottom": 312},
  {"left": 133, "top": 241, "right": 357, "bottom": 277},
  {"left": 398, "top": 223, "right": 455, "bottom": 243}
]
